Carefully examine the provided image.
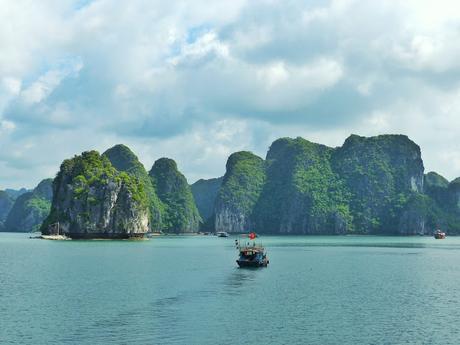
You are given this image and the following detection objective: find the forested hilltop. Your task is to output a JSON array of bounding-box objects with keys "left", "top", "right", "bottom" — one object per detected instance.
[
  {"left": 1, "top": 134, "right": 459, "bottom": 236},
  {"left": 40, "top": 145, "right": 199, "bottom": 238},
  {"left": 194, "top": 134, "right": 460, "bottom": 235}
]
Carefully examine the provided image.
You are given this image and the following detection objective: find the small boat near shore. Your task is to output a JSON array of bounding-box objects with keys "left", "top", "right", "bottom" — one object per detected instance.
[
  {"left": 235, "top": 233, "right": 269, "bottom": 268},
  {"left": 434, "top": 229, "right": 446, "bottom": 239},
  {"left": 216, "top": 231, "right": 229, "bottom": 237},
  {"left": 40, "top": 222, "right": 70, "bottom": 240}
]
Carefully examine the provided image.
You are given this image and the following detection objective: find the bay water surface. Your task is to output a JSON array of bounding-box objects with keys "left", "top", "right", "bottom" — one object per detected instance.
[{"left": 1, "top": 233, "right": 460, "bottom": 344}]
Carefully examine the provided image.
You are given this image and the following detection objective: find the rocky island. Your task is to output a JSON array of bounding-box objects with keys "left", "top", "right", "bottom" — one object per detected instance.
[
  {"left": 2, "top": 134, "right": 460, "bottom": 237},
  {"left": 39, "top": 145, "right": 201, "bottom": 239},
  {"left": 40, "top": 150, "right": 150, "bottom": 239},
  {"left": 194, "top": 134, "right": 460, "bottom": 235}
]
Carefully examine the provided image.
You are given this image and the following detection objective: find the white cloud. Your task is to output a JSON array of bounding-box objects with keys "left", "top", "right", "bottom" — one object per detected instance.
[
  {"left": 0, "top": 120, "right": 15, "bottom": 132},
  {"left": 21, "top": 59, "right": 83, "bottom": 104},
  {"left": 2, "top": 77, "right": 21, "bottom": 95},
  {"left": 2, "top": 0, "right": 460, "bottom": 188},
  {"left": 257, "top": 61, "right": 289, "bottom": 89},
  {"left": 169, "top": 32, "right": 230, "bottom": 66}
]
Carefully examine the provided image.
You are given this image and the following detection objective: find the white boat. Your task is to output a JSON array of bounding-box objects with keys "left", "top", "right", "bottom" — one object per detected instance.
[
  {"left": 41, "top": 222, "right": 70, "bottom": 240},
  {"left": 216, "top": 231, "right": 229, "bottom": 237}
]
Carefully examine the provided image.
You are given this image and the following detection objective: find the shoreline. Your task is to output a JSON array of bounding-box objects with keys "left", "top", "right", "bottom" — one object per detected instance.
[{"left": 16, "top": 231, "right": 458, "bottom": 240}]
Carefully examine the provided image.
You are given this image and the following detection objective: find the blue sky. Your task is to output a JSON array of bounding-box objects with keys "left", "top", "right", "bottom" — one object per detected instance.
[{"left": 1, "top": 0, "right": 460, "bottom": 189}]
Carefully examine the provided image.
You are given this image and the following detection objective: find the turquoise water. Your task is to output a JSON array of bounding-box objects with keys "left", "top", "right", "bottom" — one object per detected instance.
[{"left": 2, "top": 233, "right": 460, "bottom": 345}]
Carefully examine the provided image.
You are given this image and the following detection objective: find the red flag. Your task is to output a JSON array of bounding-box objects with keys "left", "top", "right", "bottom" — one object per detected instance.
[{"left": 249, "top": 232, "right": 256, "bottom": 240}]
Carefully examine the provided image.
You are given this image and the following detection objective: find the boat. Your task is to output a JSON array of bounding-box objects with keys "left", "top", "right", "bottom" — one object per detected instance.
[
  {"left": 40, "top": 222, "right": 70, "bottom": 240},
  {"left": 235, "top": 233, "right": 269, "bottom": 268},
  {"left": 434, "top": 229, "right": 446, "bottom": 239},
  {"left": 216, "top": 231, "right": 229, "bottom": 237}
]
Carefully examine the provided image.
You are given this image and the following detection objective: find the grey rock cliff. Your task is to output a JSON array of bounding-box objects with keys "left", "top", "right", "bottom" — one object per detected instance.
[
  {"left": 191, "top": 177, "right": 223, "bottom": 223},
  {"left": 214, "top": 151, "right": 265, "bottom": 233},
  {"left": 42, "top": 151, "right": 149, "bottom": 238}
]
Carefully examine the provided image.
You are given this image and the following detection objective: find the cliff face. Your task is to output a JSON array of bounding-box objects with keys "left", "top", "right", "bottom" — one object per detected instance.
[
  {"left": 4, "top": 179, "right": 53, "bottom": 232},
  {"left": 103, "top": 144, "right": 164, "bottom": 231},
  {"left": 149, "top": 158, "right": 201, "bottom": 233},
  {"left": 0, "top": 191, "right": 14, "bottom": 224},
  {"left": 41, "top": 151, "right": 149, "bottom": 238},
  {"left": 332, "top": 135, "right": 425, "bottom": 234},
  {"left": 214, "top": 152, "right": 265, "bottom": 233},
  {"left": 425, "top": 172, "right": 449, "bottom": 204},
  {"left": 191, "top": 177, "right": 223, "bottom": 223},
  {"left": 212, "top": 134, "right": 430, "bottom": 235},
  {"left": 254, "top": 137, "right": 350, "bottom": 234},
  {"left": 445, "top": 179, "right": 460, "bottom": 233},
  {"left": 22, "top": 135, "right": 460, "bottom": 236}
]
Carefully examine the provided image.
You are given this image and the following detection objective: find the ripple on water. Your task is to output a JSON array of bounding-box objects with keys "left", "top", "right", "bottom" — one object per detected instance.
[{"left": 2, "top": 233, "right": 460, "bottom": 344}]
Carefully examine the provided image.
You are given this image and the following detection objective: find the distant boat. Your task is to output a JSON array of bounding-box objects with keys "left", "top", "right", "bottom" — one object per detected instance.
[
  {"left": 235, "top": 233, "right": 269, "bottom": 268},
  {"left": 41, "top": 222, "right": 70, "bottom": 240},
  {"left": 216, "top": 231, "right": 229, "bottom": 237},
  {"left": 434, "top": 229, "right": 446, "bottom": 239}
]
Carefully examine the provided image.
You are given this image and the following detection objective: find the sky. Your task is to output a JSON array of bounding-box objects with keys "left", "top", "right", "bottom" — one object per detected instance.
[{"left": 1, "top": 0, "right": 460, "bottom": 189}]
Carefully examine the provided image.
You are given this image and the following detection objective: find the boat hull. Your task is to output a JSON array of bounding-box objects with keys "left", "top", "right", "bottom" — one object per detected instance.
[{"left": 236, "top": 259, "right": 269, "bottom": 268}]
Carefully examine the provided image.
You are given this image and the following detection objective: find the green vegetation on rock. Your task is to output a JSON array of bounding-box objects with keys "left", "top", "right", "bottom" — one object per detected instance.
[
  {"left": 149, "top": 158, "right": 201, "bottom": 233},
  {"left": 254, "top": 137, "right": 351, "bottom": 234},
  {"left": 331, "top": 134, "right": 424, "bottom": 234},
  {"left": 214, "top": 151, "right": 266, "bottom": 233},
  {"left": 103, "top": 144, "right": 164, "bottom": 230},
  {"left": 5, "top": 179, "right": 53, "bottom": 232},
  {"left": 41, "top": 150, "right": 149, "bottom": 237},
  {"left": 6, "top": 135, "right": 458, "bottom": 237},
  {"left": 56, "top": 150, "right": 147, "bottom": 205},
  {"left": 425, "top": 172, "right": 449, "bottom": 189},
  {"left": 191, "top": 177, "right": 223, "bottom": 229},
  {"left": 212, "top": 134, "right": 448, "bottom": 235}
]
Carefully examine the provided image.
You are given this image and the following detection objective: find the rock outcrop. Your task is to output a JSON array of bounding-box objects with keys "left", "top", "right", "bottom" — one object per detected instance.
[
  {"left": 41, "top": 150, "right": 149, "bottom": 238},
  {"left": 213, "top": 134, "right": 431, "bottom": 235},
  {"left": 254, "top": 137, "right": 350, "bottom": 234},
  {"left": 332, "top": 134, "right": 425, "bottom": 234},
  {"left": 29, "top": 135, "right": 460, "bottom": 236},
  {"left": 214, "top": 152, "right": 266, "bottom": 233},
  {"left": 0, "top": 190, "right": 14, "bottom": 224},
  {"left": 103, "top": 144, "right": 164, "bottom": 231},
  {"left": 191, "top": 177, "right": 223, "bottom": 228},
  {"left": 149, "top": 158, "right": 201, "bottom": 233},
  {"left": 4, "top": 179, "right": 53, "bottom": 232}
]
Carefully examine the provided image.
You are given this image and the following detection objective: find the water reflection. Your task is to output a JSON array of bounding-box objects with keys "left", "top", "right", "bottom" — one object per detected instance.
[{"left": 222, "top": 268, "right": 260, "bottom": 295}]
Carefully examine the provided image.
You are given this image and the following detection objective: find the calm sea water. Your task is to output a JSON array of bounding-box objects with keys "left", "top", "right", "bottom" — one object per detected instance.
[{"left": 1, "top": 233, "right": 460, "bottom": 345}]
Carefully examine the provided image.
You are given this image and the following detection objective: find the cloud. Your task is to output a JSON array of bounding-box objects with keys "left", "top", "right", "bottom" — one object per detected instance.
[
  {"left": 1, "top": 0, "right": 460, "bottom": 188},
  {"left": 0, "top": 120, "right": 16, "bottom": 133},
  {"left": 20, "top": 58, "right": 83, "bottom": 104}
]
